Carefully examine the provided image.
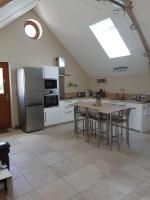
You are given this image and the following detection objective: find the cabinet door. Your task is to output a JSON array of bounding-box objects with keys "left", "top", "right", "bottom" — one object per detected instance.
[
  {"left": 60, "top": 109, "right": 74, "bottom": 123},
  {"left": 43, "top": 66, "right": 58, "bottom": 79},
  {"left": 60, "top": 105, "right": 74, "bottom": 123},
  {"left": 44, "top": 107, "right": 60, "bottom": 126}
]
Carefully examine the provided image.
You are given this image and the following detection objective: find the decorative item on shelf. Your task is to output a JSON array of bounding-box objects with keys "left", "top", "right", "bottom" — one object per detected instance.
[{"left": 67, "top": 81, "right": 78, "bottom": 88}]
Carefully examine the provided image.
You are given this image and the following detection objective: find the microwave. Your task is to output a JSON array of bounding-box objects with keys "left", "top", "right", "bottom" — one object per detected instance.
[
  {"left": 44, "top": 79, "right": 58, "bottom": 89},
  {"left": 44, "top": 94, "right": 59, "bottom": 108}
]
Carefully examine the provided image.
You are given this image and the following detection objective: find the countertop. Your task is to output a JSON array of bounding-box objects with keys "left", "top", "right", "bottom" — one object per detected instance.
[{"left": 60, "top": 97, "right": 150, "bottom": 104}]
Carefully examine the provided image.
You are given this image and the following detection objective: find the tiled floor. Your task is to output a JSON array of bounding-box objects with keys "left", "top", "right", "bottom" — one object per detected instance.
[{"left": 0, "top": 123, "right": 150, "bottom": 200}]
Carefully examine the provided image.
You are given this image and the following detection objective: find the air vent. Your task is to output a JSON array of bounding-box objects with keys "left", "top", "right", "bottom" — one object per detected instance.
[
  {"left": 97, "top": 78, "right": 107, "bottom": 83},
  {"left": 113, "top": 66, "right": 128, "bottom": 73}
]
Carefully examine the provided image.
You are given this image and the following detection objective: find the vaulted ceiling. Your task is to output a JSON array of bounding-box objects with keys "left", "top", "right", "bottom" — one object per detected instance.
[
  {"left": 34, "top": 0, "right": 150, "bottom": 77},
  {"left": 0, "top": 0, "right": 150, "bottom": 77}
]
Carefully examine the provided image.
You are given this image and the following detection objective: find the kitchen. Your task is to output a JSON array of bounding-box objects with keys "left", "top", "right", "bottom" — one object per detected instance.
[{"left": 1, "top": 0, "right": 150, "bottom": 200}]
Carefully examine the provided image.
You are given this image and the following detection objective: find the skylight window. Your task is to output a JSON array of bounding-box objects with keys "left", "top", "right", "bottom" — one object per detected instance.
[{"left": 89, "top": 18, "right": 131, "bottom": 58}]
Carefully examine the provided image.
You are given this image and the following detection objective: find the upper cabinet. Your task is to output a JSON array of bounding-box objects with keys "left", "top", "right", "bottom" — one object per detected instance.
[{"left": 43, "top": 66, "right": 59, "bottom": 79}]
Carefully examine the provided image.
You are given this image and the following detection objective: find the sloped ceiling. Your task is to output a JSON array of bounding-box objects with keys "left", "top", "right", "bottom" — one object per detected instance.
[
  {"left": 34, "top": 0, "right": 150, "bottom": 77},
  {"left": 0, "top": 0, "right": 38, "bottom": 29}
]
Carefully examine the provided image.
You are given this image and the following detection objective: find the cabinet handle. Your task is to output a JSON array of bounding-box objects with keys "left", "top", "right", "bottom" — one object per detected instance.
[
  {"left": 66, "top": 105, "right": 73, "bottom": 108},
  {"left": 65, "top": 111, "right": 73, "bottom": 114}
]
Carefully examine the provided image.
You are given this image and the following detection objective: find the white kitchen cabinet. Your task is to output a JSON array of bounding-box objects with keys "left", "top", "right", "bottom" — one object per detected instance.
[
  {"left": 102, "top": 99, "right": 150, "bottom": 132},
  {"left": 60, "top": 100, "right": 75, "bottom": 123},
  {"left": 43, "top": 66, "right": 59, "bottom": 79},
  {"left": 125, "top": 102, "right": 143, "bottom": 132},
  {"left": 142, "top": 103, "right": 150, "bottom": 132},
  {"left": 44, "top": 107, "right": 60, "bottom": 126},
  {"left": 59, "top": 98, "right": 96, "bottom": 124}
]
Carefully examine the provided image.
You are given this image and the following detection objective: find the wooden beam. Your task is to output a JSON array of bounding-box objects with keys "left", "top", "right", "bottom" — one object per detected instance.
[
  {"left": 107, "top": 0, "right": 150, "bottom": 64},
  {"left": 0, "top": 0, "right": 13, "bottom": 7},
  {"left": 124, "top": 0, "right": 150, "bottom": 64},
  {"left": 106, "top": 0, "right": 128, "bottom": 8}
]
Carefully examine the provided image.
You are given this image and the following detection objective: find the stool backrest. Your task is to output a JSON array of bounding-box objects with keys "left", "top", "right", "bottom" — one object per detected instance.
[
  {"left": 74, "top": 105, "right": 87, "bottom": 116},
  {"left": 87, "top": 108, "right": 99, "bottom": 120},
  {"left": 117, "top": 108, "right": 131, "bottom": 121}
]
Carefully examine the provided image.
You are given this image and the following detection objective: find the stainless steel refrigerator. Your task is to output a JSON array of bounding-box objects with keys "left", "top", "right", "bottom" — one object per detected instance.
[{"left": 17, "top": 67, "right": 44, "bottom": 132}]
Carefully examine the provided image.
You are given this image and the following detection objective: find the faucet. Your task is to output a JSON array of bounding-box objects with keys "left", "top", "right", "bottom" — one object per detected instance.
[{"left": 120, "top": 88, "right": 125, "bottom": 100}]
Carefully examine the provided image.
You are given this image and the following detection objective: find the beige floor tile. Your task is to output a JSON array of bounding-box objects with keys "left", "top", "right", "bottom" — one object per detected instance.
[
  {"left": 15, "top": 191, "right": 42, "bottom": 200},
  {"left": 13, "top": 176, "right": 33, "bottom": 198},
  {"left": 68, "top": 195, "right": 81, "bottom": 200},
  {"left": 24, "top": 167, "right": 59, "bottom": 188},
  {"left": 10, "top": 143, "right": 27, "bottom": 155},
  {"left": 70, "top": 151, "right": 101, "bottom": 167},
  {"left": 85, "top": 159, "right": 114, "bottom": 177},
  {"left": 104, "top": 170, "right": 142, "bottom": 195},
  {"left": 1, "top": 123, "right": 150, "bottom": 200},
  {"left": 11, "top": 151, "right": 37, "bottom": 164},
  {"left": 15, "top": 158, "right": 48, "bottom": 175},
  {"left": 122, "top": 181, "right": 150, "bottom": 200},
  {"left": 64, "top": 168, "right": 99, "bottom": 192},
  {"left": 27, "top": 145, "right": 54, "bottom": 157},
  {"left": 37, "top": 179, "right": 77, "bottom": 200},
  {"left": 102, "top": 150, "right": 133, "bottom": 168},
  {"left": 78, "top": 180, "right": 125, "bottom": 200},
  {"left": 50, "top": 158, "right": 82, "bottom": 177},
  {"left": 41, "top": 151, "right": 67, "bottom": 166},
  {"left": 48, "top": 138, "right": 76, "bottom": 150},
  {"left": 59, "top": 143, "right": 88, "bottom": 158},
  {"left": 10, "top": 165, "right": 22, "bottom": 179},
  {"left": 122, "top": 163, "right": 150, "bottom": 182}
]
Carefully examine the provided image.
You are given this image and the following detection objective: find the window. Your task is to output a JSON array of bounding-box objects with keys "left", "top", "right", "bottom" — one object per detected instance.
[
  {"left": 89, "top": 18, "right": 131, "bottom": 58},
  {"left": 24, "top": 19, "right": 42, "bottom": 40},
  {"left": 0, "top": 68, "right": 4, "bottom": 94}
]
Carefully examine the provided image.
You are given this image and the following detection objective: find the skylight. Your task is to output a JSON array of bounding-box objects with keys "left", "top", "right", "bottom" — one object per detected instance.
[{"left": 89, "top": 18, "right": 131, "bottom": 58}]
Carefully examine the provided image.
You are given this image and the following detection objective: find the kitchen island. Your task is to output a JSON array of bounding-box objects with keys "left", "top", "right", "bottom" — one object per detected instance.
[{"left": 44, "top": 97, "right": 150, "bottom": 133}]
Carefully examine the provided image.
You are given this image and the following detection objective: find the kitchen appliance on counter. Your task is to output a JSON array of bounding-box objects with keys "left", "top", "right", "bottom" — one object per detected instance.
[
  {"left": 17, "top": 67, "right": 44, "bottom": 133},
  {"left": 77, "top": 92, "right": 86, "bottom": 97},
  {"left": 136, "top": 94, "right": 150, "bottom": 103},
  {"left": 85, "top": 90, "right": 93, "bottom": 97}
]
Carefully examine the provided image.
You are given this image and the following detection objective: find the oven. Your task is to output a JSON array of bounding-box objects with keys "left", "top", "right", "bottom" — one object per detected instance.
[
  {"left": 44, "top": 79, "right": 58, "bottom": 89},
  {"left": 44, "top": 94, "right": 59, "bottom": 108}
]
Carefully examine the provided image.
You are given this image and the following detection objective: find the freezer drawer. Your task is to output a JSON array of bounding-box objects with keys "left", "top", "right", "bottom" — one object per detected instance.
[{"left": 26, "top": 105, "right": 44, "bottom": 132}]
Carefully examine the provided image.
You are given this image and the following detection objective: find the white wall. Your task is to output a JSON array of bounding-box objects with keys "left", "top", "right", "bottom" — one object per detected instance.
[
  {"left": 0, "top": 10, "right": 88, "bottom": 127},
  {"left": 89, "top": 74, "right": 150, "bottom": 94}
]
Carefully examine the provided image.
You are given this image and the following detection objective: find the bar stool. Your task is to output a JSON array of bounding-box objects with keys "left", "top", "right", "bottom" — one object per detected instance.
[
  {"left": 74, "top": 105, "right": 88, "bottom": 138},
  {"left": 111, "top": 108, "right": 131, "bottom": 150},
  {"left": 86, "top": 108, "right": 101, "bottom": 146},
  {"left": 97, "top": 113, "right": 110, "bottom": 147}
]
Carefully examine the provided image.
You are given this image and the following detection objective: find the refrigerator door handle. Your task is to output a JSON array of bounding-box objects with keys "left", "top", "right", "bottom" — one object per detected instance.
[{"left": 44, "top": 112, "right": 46, "bottom": 123}]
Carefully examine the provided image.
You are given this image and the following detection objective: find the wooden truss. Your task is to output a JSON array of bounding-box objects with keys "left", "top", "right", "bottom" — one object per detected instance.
[{"left": 107, "top": 0, "right": 150, "bottom": 64}]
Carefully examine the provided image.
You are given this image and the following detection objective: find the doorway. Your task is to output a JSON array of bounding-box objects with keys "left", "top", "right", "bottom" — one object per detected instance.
[{"left": 0, "top": 62, "right": 11, "bottom": 130}]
